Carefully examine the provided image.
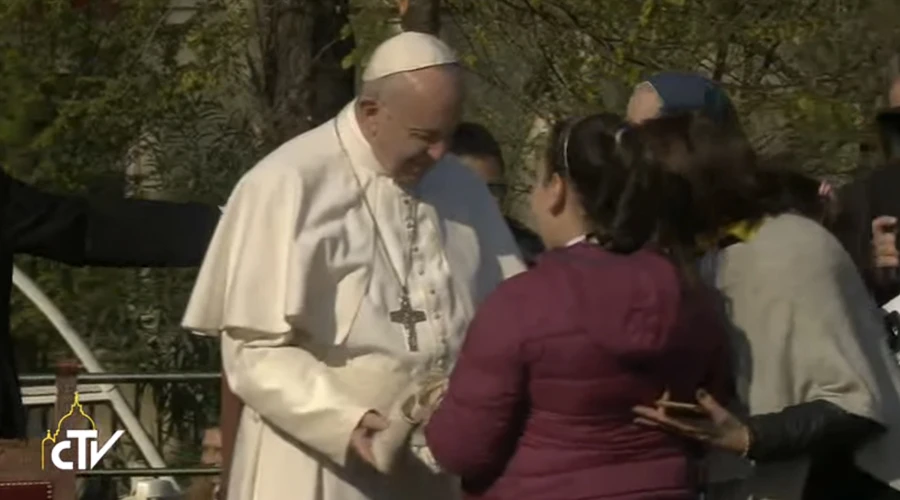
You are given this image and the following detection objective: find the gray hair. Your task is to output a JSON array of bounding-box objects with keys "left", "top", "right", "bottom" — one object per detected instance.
[
  {"left": 359, "top": 72, "right": 407, "bottom": 103},
  {"left": 359, "top": 64, "right": 461, "bottom": 104}
]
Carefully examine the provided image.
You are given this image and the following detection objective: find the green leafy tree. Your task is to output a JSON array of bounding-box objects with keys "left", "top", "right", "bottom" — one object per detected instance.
[
  {"left": 1, "top": 0, "right": 257, "bottom": 488},
  {"left": 443, "top": 0, "right": 900, "bottom": 222},
  {"left": 2, "top": 0, "right": 359, "bottom": 492}
]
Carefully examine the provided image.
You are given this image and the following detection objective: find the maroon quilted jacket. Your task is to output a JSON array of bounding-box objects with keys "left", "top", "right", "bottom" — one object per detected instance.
[{"left": 425, "top": 243, "right": 732, "bottom": 500}]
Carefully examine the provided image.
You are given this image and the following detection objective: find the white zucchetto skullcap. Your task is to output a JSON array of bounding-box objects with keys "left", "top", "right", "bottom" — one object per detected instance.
[{"left": 362, "top": 31, "right": 458, "bottom": 82}]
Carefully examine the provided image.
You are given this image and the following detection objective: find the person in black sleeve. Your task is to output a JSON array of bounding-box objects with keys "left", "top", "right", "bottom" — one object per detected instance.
[
  {"left": 0, "top": 168, "right": 219, "bottom": 439},
  {"left": 830, "top": 78, "right": 900, "bottom": 306}
]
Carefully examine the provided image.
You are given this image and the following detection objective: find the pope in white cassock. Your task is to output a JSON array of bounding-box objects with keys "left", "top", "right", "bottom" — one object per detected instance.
[{"left": 181, "top": 32, "right": 526, "bottom": 500}]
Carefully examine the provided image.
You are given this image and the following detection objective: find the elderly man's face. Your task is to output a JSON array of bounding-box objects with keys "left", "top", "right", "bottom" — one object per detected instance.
[
  {"left": 364, "top": 66, "right": 464, "bottom": 185},
  {"left": 626, "top": 84, "right": 663, "bottom": 124}
]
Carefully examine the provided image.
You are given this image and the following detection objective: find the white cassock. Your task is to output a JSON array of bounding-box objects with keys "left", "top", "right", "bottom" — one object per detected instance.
[{"left": 181, "top": 98, "right": 526, "bottom": 500}]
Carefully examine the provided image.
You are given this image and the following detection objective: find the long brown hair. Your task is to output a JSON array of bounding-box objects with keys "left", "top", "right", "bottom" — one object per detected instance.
[{"left": 632, "top": 111, "right": 828, "bottom": 239}]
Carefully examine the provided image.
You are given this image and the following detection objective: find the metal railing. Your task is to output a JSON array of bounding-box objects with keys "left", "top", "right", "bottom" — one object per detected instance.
[
  {"left": 19, "top": 373, "right": 220, "bottom": 385},
  {"left": 13, "top": 266, "right": 225, "bottom": 489},
  {"left": 78, "top": 467, "right": 221, "bottom": 477}
]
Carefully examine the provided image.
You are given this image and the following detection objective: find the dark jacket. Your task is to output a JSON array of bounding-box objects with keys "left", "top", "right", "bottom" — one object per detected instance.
[
  {"left": 426, "top": 243, "right": 732, "bottom": 500},
  {"left": 0, "top": 170, "right": 219, "bottom": 438},
  {"left": 832, "top": 162, "right": 900, "bottom": 306},
  {"left": 743, "top": 399, "right": 898, "bottom": 500},
  {"left": 877, "top": 107, "right": 900, "bottom": 162},
  {"left": 830, "top": 109, "right": 900, "bottom": 306}
]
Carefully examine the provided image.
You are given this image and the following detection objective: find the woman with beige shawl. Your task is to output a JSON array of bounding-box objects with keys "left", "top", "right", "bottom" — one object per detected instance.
[{"left": 631, "top": 112, "right": 900, "bottom": 500}]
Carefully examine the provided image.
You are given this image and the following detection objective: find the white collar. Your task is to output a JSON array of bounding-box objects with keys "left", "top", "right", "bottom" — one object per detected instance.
[
  {"left": 335, "top": 100, "right": 388, "bottom": 176},
  {"left": 565, "top": 234, "right": 587, "bottom": 247}
]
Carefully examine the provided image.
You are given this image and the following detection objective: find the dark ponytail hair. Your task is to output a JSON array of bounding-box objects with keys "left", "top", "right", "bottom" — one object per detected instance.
[{"left": 544, "top": 113, "right": 694, "bottom": 265}]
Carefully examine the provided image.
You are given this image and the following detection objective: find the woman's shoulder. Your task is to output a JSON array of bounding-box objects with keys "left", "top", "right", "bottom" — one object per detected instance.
[
  {"left": 478, "top": 245, "right": 692, "bottom": 352},
  {"left": 526, "top": 244, "right": 682, "bottom": 298},
  {"left": 761, "top": 212, "right": 832, "bottom": 238},
  {"left": 478, "top": 245, "right": 606, "bottom": 313},
  {"left": 756, "top": 213, "right": 848, "bottom": 263},
  {"left": 485, "top": 258, "right": 552, "bottom": 305},
  {"left": 739, "top": 213, "right": 859, "bottom": 289},
  {"left": 468, "top": 263, "right": 556, "bottom": 343}
]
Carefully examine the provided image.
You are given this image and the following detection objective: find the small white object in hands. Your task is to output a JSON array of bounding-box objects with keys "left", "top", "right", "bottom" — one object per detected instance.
[
  {"left": 370, "top": 372, "right": 448, "bottom": 474},
  {"left": 880, "top": 294, "right": 900, "bottom": 365},
  {"left": 410, "top": 430, "right": 444, "bottom": 474}
]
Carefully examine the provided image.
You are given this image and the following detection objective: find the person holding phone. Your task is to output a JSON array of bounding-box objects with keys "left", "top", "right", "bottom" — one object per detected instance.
[
  {"left": 831, "top": 160, "right": 900, "bottom": 306},
  {"left": 811, "top": 78, "right": 900, "bottom": 308},
  {"left": 630, "top": 112, "right": 900, "bottom": 500},
  {"left": 868, "top": 81, "right": 900, "bottom": 302}
]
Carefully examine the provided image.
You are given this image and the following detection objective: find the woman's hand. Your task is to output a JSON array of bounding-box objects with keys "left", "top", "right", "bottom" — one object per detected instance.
[{"left": 632, "top": 389, "right": 750, "bottom": 456}]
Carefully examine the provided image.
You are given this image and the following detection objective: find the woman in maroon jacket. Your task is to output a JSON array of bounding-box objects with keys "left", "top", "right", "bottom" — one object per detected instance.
[{"left": 424, "top": 113, "right": 733, "bottom": 500}]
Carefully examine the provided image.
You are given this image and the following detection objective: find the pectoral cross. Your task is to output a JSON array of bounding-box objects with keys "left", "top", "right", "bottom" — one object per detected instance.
[{"left": 390, "top": 288, "right": 426, "bottom": 352}]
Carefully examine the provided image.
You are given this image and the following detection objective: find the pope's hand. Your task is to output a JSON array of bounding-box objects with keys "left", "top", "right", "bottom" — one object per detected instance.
[{"left": 350, "top": 411, "right": 390, "bottom": 468}]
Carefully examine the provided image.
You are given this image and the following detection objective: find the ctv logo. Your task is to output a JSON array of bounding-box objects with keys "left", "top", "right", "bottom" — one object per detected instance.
[{"left": 41, "top": 392, "right": 125, "bottom": 470}]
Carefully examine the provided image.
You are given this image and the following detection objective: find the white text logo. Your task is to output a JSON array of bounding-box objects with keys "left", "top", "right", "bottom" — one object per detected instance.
[{"left": 41, "top": 393, "right": 125, "bottom": 470}]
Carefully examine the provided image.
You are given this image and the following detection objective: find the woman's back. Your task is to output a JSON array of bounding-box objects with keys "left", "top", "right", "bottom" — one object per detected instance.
[{"left": 427, "top": 242, "right": 731, "bottom": 500}]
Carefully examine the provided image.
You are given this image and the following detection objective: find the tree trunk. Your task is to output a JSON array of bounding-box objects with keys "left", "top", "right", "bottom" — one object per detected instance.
[
  {"left": 399, "top": 0, "right": 441, "bottom": 35},
  {"left": 252, "top": 0, "right": 356, "bottom": 145}
]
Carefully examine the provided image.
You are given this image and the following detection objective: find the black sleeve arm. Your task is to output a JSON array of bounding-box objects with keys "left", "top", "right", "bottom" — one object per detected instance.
[
  {"left": 3, "top": 170, "right": 219, "bottom": 268},
  {"left": 869, "top": 277, "right": 900, "bottom": 307},
  {"left": 746, "top": 399, "right": 885, "bottom": 463},
  {"left": 4, "top": 172, "right": 90, "bottom": 265},
  {"left": 830, "top": 176, "right": 900, "bottom": 306},
  {"left": 83, "top": 197, "right": 220, "bottom": 268}
]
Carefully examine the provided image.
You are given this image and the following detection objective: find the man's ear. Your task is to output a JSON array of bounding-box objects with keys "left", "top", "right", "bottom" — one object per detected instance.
[
  {"left": 358, "top": 96, "right": 380, "bottom": 119},
  {"left": 548, "top": 173, "right": 568, "bottom": 215},
  {"left": 356, "top": 97, "right": 382, "bottom": 138}
]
